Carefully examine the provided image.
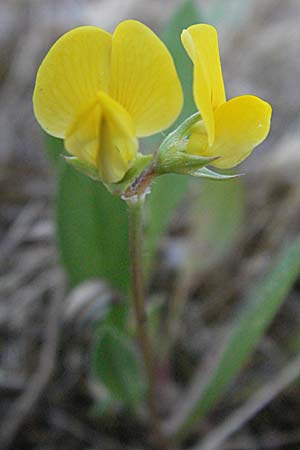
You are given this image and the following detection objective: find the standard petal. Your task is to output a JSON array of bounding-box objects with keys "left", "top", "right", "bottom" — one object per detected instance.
[
  {"left": 109, "top": 20, "right": 183, "bottom": 137},
  {"left": 210, "top": 95, "right": 272, "bottom": 169},
  {"left": 33, "top": 26, "right": 112, "bottom": 138},
  {"left": 181, "top": 24, "right": 226, "bottom": 145}
]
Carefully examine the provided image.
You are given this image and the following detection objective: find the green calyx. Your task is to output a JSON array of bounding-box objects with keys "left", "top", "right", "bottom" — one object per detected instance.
[
  {"left": 155, "top": 112, "right": 215, "bottom": 177},
  {"left": 64, "top": 156, "right": 101, "bottom": 181},
  {"left": 154, "top": 113, "right": 242, "bottom": 180},
  {"left": 64, "top": 153, "right": 154, "bottom": 198}
]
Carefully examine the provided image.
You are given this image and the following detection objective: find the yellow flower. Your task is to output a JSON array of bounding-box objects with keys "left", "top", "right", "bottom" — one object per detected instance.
[
  {"left": 181, "top": 24, "right": 272, "bottom": 169},
  {"left": 33, "top": 20, "right": 183, "bottom": 183}
]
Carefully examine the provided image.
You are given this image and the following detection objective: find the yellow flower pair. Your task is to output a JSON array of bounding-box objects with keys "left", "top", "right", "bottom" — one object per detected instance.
[{"left": 33, "top": 20, "right": 272, "bottom": 184}]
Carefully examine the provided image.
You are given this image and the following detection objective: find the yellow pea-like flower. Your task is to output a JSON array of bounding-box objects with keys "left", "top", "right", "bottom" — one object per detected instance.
[
  {"left": 33, "top": 20, "right": 183, "bottom": 183},
  {"left": 181, "top": 24, "right": 272, "bottom": 169}
]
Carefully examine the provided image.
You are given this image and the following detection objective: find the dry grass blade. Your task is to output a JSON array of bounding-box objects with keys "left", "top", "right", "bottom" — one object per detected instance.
[
  {"left": 0, "top": 274, "right": 65, "bottom": 450},
  {"left": 0, "top": 202, "right": 45, "bottom": 262},
  {"left": 221, "top": 429, "right": 300, "bottom": 450}
]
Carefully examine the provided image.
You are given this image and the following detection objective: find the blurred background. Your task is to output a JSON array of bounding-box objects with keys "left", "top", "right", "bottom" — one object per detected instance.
[{"left": 1, "top": 1, "right": 300, "bottom": 449}]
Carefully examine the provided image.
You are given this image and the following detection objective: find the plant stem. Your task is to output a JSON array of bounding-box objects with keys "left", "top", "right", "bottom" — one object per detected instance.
[{"left": 128, "top": 198, "right": 174, "bottom": 450}]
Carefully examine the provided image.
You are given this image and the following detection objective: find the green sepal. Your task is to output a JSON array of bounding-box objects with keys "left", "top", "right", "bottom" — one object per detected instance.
[
  {"left": 155, "top": 152, "right": 217, "bottom": 175},
  {"left": 63, "top": 156, "right": 102, "bottom": 181},
  {"left": 155, "top": 112, "right": 243, "bottom": 180},
  {"left": 64, "top": 153, "right": 154, "bottom": 197},
  {"left": 91, "top": 326, "right": 145, "bottom": 409},
  {"left": 191, "top": 167, "right": 243, "bottom": 181},
  {"left": 155, "top": 151, "right": 217, "bottom": 175},
  {"left": 155, "top": 112, "right": 217, "bottom": 176},
  {"left": 106, "top": 153, "right": 153, "bottom": 196},
  {"left": 158, "top": 112, "right": 201, "bottom": 154}
]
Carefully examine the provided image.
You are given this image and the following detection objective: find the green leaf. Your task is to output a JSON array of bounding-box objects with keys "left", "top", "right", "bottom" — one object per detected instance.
[
  {"left": 145, "top": 174, "right": 189, "bottom": 272},
  {"left": 44, "top": 133, "right": 63, "bottom": 168},
  {"left": 144, "top": 0, "right": 202, "bottom": 272},
  {"left": 162, "top": 0, "right": 199, "bottom": 126},
  {"left": 175, "top": 238, "right": 300, "bottom": 436},
  {"left": 56, "top": 160, "right": 130, "bottom": 292},
  {"left": 90, "top": 391, "right": 119, "bottom": 418},
  {"left": 92, "top": 327, "right": 145, "bottom": 408},
  {"left": 188, "top": 177, "right": 244, "bottom": 274},
  {"left": 101, "top": 302, "right": 129, "bottom": 334}
]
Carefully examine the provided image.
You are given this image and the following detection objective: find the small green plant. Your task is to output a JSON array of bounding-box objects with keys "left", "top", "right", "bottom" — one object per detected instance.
[{"left": 33, "top": 1, "right": 300, "bottom": 449}]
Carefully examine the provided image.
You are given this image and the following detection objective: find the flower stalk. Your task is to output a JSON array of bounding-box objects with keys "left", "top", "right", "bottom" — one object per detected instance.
[{"left": 128, "top": 197, "right": 174, "bottom": 450}]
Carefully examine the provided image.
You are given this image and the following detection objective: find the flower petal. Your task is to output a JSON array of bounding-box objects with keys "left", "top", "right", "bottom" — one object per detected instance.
[
  {"left": 211, "top": 95, "right": 272, "bottom": 168},
  {"left": 109, "top": 20, "right": 183, "bottom": 137},
  {"left": 65, "top": 98, "right": 101, "bottom": 167},
  {"left": 65, "top": 92, "right": 137, "bottom": 184},
  {"left": 187, "top": 120, "right": 212, "bottom": 157},
  {"left": 96, "top": 92, "right": 138, "bottom": 183},
  {"left": 181, "top": 24, "right": 226, "bottom": 145},
  {"left": 33, "top": 26, "right": 112, "bottom": 138}
]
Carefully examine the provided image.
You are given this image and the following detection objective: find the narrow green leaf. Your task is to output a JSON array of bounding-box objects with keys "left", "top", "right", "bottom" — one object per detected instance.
[
  {"left": 44, "top": 133, "right": 63, "bottom": 168},
  {"left": 144, "top": 0, "right": 202, "bottom": 272},
  {"left": 176, "top": 238, "right": 300, "bottom": 436},
  {"left": 90, "top": 394, "right": 119, "bottom": 417},
  {"left": 188, "top": 177, "right": 244, "bottom": 274},
  {"left": 162, "top": 0, "right": 199, "bottom": 125},
  {"left": 145, "top": 173, "right": 189, "bottom": 273},
  {"left": 101, "top": 302, "right": 129, "bottom": 333},
  {"left": 56, "top": 161, "right": 130, "bottom": 292},
  {"left": 92, "top": 327, "right": 145, "bottom": 408}
]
